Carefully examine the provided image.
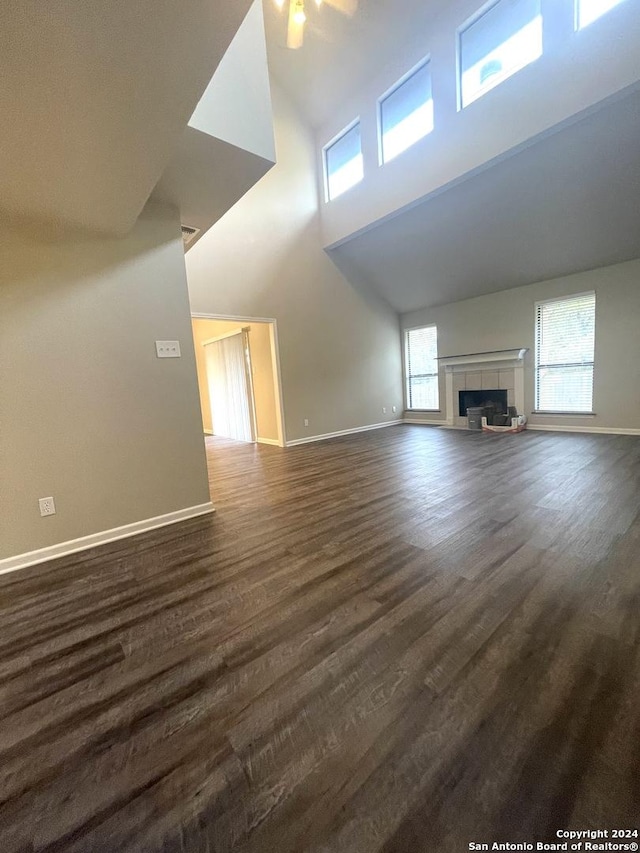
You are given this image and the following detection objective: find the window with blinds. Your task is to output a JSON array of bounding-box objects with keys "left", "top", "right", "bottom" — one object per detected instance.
[
  {"left": 379, "top": 60, "right": 434, "bottom": 164},
  {"left": 324, "top": 122, "right": 363, "bottom": 202},
  {"left": 459, "top": 0, "right": 543, "bottom": 108},
  {"left": 535, "top": 293, "right": 596, "bottom": 413},
  {"left": 405, "top": 325, "right": 439, "bottom": 410}
]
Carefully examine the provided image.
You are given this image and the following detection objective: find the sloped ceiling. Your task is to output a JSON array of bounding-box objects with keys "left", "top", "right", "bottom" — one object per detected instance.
[
  {"left": 263, "top": 0, "right": 443, "bottom": 129},
  {"left": 0, "top": 0, "right": 253, "bottom": 234},
  {"left": 330, "top": 89, "right": 640, "bottom": 313},
  {"left": 262, "top": 0, "right": 640, "bottom": 314},
  {"left": 154, "top": 0, "right": 276, "bottom": 249}
]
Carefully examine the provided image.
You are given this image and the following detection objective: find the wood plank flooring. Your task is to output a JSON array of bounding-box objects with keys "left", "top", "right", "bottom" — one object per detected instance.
[{"left": 0, "top": 424, "right": 639, "bottom": 852}]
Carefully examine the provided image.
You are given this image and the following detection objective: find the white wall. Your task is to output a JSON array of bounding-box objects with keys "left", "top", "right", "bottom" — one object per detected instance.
[
  {"left": 186, "top": 84, "right": 403, "bottom": 443},
  {"left": 0, "top": 202, "right": 211, "bottom": 561},
  {"left": 402, "top": 259, "right": 640, "bottom": 432},
  {"left": 317, "top": 0, "right": 640, "bottom": 248},
  {"left": 189, "top": 0, "right": 275, "bottom": 162}
]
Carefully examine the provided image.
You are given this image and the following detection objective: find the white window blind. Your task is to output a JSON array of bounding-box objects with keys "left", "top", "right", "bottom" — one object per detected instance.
[
  {"left": 535, "top": 293, "right": 596, "bottom": 413},
  {"left": 380, "top": 61, "right": 434, "bottom": 164},
  {"left": 406, "top": 326, "right": 439, "bottom": 410},
  {"left": 205, "top": 331, "right": 255, "bottom": 442}
]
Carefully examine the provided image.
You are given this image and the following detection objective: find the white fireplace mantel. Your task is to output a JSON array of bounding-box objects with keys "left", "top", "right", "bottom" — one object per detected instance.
[
  {"left": 439, "top": 348, "right": 529, "bottom": 426},
  {"left": 438, "top": 348, "right": 528, "bottom": 371}
]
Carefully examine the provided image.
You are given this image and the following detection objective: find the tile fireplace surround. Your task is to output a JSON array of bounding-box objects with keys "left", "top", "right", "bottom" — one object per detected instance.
[{"left": 438, "top": 349, "right": 528, "bottom": 427}]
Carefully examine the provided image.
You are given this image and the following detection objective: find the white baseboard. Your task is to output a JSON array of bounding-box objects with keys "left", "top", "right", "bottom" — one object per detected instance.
[
  {"left": 527, "top": 424, "right": 640, "bottom": 436},
  {"left": 257, "top": 437, "right": 282, "bottom": 447},
  {"left": 286, "top": 420, "right": 401, "bottom": 447},
  {"left": 0, "top": 502, "right": 215, "bottom": 577},
  {"left": 403, "top": 418, "right": 446, "bottom": 426},
  {"left": 204, "top": 430, "right": 214, "bottom": 436},
  {"left": 404, "top": 419, "right": 640, "bottom": 436}
]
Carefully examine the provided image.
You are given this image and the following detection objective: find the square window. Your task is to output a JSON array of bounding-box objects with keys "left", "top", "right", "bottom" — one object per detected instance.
[
  {"left": 459, "top": 0, "right": 543, "bottom": 108},
  {"left": 379, "top": 61, "right": 434, "bottom": 164},
  {"left": 576, "top": 0, "right": 627, "bottom": 28},
  {"left": 324, "top": 122, "right": 363, "bottom": 202}
]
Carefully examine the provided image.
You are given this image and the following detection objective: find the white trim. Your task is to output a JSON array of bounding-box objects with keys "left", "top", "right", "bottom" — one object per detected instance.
[
  {"left": 286, "top": 420, "right": 400, "bottom": 447},
  {"left": 527, "top": 425, "right": 640, "bottom": 436},
  {"left": 403, "top": 420, "right": 640, "bottom": 436},
  {"left": 0, "top": 503, "right": 215, "bottom": 576},
  {"left": 257, "top": 437, "right": 281, "bottom": 446},
  {"left": 242, "top": 327, "right": 259, "bottom": 443},
  {"left": 192, "top": 312, "right": 276, "bottom": 323},
  {"left": 438, "top": 348, "right": 528, "bottom": 368},
  {"left": 269, "top": 323, "right": 287, "bottom": 448}
]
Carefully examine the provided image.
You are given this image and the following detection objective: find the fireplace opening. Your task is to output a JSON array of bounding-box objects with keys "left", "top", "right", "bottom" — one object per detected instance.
[{"left": 458, "top": 389, "right": 508, "bottom": 417}]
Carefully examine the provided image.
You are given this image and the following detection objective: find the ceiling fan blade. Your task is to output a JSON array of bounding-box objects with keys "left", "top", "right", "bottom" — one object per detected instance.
[
  {"left": 322, "top": 0, "right": 358, "bottom": 16},
  {"left": 287, "top": 1, "right": 305, "bottom": 49}
]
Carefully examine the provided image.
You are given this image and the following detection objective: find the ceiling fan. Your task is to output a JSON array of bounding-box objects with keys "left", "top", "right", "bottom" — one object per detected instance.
[{"left": 274, "top": 0, "right": 358, "bottom": 50}]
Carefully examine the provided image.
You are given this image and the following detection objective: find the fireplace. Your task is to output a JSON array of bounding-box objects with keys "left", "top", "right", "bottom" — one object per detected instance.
[
  {"left": 437, "top": 349, "right": 527, "bottom": 427},
  {"left": 458, "top": 389, "right": 508, "bottom": 417}
]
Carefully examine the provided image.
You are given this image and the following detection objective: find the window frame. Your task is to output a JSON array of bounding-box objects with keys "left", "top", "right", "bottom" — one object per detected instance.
[
  {"left": 534, "top": 291, "right": 596, "bottom": 415},
  {"left": 456, "top": 0, "right": 544, "bottom": 111},
  {"left": 377, "top": 56, "right": 434, "bottom": 166},
  {"left": 322, "top": 118, "right": 363, "bottom": 203},
  {"left": 404, "top": 324, "right": 440, "bottom": 412}
]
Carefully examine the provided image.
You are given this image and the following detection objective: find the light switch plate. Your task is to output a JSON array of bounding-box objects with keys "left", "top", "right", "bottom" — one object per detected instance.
[
  {"left": 39, "top": 496, "right": 56, "bottom": 517},
  {"left": 156, "top": 341, "right": 181, "bottom": 358}
]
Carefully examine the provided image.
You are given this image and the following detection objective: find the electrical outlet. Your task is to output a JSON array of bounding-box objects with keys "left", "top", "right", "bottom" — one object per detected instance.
[
  {"left": 392, "top": 405, "right": 397, "bottom": 413},
  {"left": 382, "top": 407, "right": 387, "bottom": 414},
  {"left": 155, "top": 340, "right": 181, "bottom": 358},
  {"left": 39, "top": 497, "right": 56, "bottom": 517},
  {"left": 304, "top": 418, "right": 309, "bottom": 427}
]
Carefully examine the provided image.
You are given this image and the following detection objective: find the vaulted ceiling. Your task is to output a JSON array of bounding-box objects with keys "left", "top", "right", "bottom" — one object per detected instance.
[
  {"left": 261, "top": 0, "right": 640, "bottom": 313},
  {"left": 263, "top": 0, "right": 443, "bottom": 129},
  {"left": 330, "top": 87, "right": 640, "bottom": 312}
]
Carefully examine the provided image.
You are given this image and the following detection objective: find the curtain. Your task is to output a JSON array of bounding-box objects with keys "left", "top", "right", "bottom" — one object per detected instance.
[{"left": 205, "top": 332, "right": 254, "bottom": 442}]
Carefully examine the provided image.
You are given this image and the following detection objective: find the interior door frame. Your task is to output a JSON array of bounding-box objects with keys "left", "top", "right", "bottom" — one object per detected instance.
[{"left": 192, "top": 313, "right": 287, "bottom": 448}]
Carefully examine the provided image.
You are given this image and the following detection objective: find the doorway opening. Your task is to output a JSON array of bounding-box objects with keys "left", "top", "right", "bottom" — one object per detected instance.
[{"left": 191, "top": 315, "right": 285, "bottom": 447}]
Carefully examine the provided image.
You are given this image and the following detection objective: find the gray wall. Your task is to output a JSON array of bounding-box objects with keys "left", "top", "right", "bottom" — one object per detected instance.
[
  {"left": 402, "top": 259, "right": 640, "bottom": 431},
  {"left": 186, "top": 84, "right": 404, "bottom": 442},
  {"left": 0, "top": 202, "right": 210, "bottom": 561}
]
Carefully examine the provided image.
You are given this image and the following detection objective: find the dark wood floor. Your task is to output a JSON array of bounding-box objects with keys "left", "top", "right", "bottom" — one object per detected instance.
[{"left": 1, "top": 425, "right": 639, "bottom": 852}]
